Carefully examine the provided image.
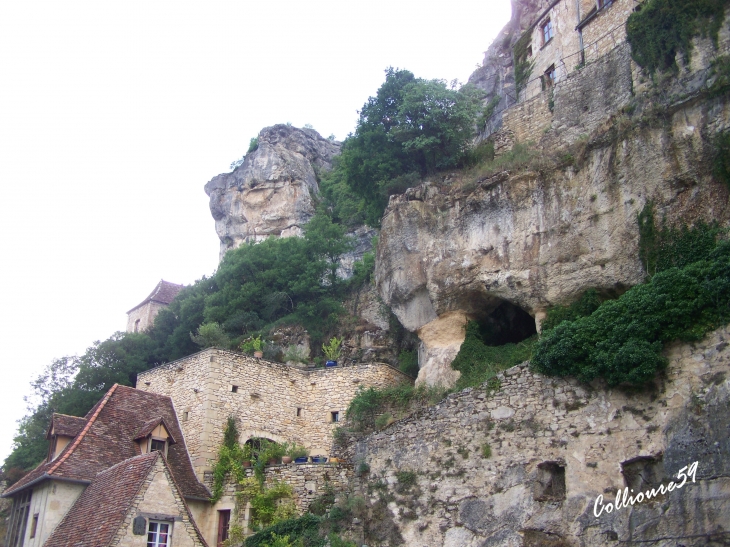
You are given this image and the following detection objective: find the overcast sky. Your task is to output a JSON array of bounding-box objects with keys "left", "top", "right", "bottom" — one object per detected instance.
[{"left": 0, "top": 0, "right": 511, "bottom": 462}]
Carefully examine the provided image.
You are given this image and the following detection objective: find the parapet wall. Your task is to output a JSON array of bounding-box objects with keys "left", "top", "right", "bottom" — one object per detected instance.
[
  {"left": 341, "top": 326, "right": 730, "bottom": 546},
  {"left": 137, "top": 349, "right": 411, "bottom": 479}
]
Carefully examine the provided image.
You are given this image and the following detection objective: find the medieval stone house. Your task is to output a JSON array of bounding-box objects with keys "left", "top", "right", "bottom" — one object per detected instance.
[{"left": 126, "top": 280, "right": 184, "bottom": 333}]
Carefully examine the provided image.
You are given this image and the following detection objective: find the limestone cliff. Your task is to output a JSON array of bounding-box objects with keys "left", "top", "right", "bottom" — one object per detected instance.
[
  {"left": 376, "top": 20, "right": 730, "bottom": 387},
  {"left": 204, "top": 124, "right": 341, "bottom": 260}
]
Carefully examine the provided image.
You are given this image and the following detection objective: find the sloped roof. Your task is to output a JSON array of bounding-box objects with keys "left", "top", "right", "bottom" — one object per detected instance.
[
  {"left": 133, "top": 416, "right": 177, "bottom": 445},
  {"left": 4, "top": 385, "right": 209, "bottom": 500},
  {"left": 127, "top": 280, "right": 184, "bottom": 314},
  {"left": 43, "top": 452, "right": 208, "bottom": 547},
  {"left": 46, "top": 414, "right": 87, "bottom": 439}
]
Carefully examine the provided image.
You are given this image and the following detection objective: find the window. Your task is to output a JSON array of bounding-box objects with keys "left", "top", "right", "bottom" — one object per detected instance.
[
  {"left": 526, "top": 45, "right": 533, "bottom": 58},
  {"left": 541, "top": 19, "right": 554, "bottom": 45},
  {"left": 29, "top": 514, "right": 38, "bottom": 539},
  {"left": 150, "top": 439, "right": 166, "bottom": 453},
  {"left": 331, "top": 411, "right": 340, "bottom": 423},
  {"left": 296, "top": 407, "right": 302, "bottom": 417},
  {"left": 217, "top": 510, "right": 231, "bottom": 547},
  {"left": 231, "top": 385, "right": 238, "bottom": 393},
  {"left": 134, "top": 319, "right": 140, "bottom": 333},
  {"left": 621, "top": 456, "right": 665, "bottom": 492},
  {"left": 182, "top": 411, "right": 189, "bottom": 422},
  {"left": 598, "top": 0, "right": 613, "bottom": 8},
  {"left": 7, "top": 490, "right": 32, "bottom": 547},
  {"left": 544, "top": 65, "right": 557, "bottom": 88},
  {"left": 147, "top": 520, "right": 171, "bottom": 547}
]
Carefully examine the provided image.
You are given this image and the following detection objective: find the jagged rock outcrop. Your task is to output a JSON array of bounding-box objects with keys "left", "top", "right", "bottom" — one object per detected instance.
[{"left": 204, "top": 124, "right": 341, "bottom": 260}]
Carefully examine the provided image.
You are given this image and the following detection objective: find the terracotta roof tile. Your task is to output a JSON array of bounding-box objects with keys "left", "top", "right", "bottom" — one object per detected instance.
[
  {"left": 3, "top": 385, "right": 209, "bottom": 500},
  {"left": 43, "top": 452, "right": 159, "bottom": 547},
  {"left": 44, "top": 452, "right": 208, "bottom": 547},
  {"left": 127, "top": 280, "right": 184, "bottom": 313},
  {"left": 46, "top": 414, "right": 87, "bottom": 439}
]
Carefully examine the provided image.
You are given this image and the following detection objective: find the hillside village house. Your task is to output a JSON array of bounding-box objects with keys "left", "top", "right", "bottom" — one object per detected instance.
[{"left": 126, "top": 280, "right": 184, "bottom": 334}]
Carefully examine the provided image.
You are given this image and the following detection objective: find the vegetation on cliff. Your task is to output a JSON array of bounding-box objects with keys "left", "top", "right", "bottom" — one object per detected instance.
[
  {"left": 626, "top": 0, "right": 728, "bottom": 73},
  {"left": 532, "top": 221, "right": 730, "bottom": 386},
  {"left": 325, "top": 68, "right": 484, "bottom": 225}
]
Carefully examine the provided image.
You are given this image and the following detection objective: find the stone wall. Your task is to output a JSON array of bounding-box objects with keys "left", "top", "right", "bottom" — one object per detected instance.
[
  {"left": 339, "top": 326, "right": 730, "bottom": 546},
  {"left": 501, "top": 90, "right": 554, "bottom": 144},
  {"left": 126, "top": 301, "right": 166, "bottom": 333},
  {"left": 581, "top": 0, "right": 634, "bottom": 64},
  {"left": 137, "top": 349, "right": 411, "bottom": 479}
]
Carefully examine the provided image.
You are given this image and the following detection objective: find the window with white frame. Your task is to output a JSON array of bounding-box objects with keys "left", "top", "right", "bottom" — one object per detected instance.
[
  {"left": 541, "top": 19, "right": 554, "bottom": 45},
  {"left": 147, "top": 520, "right": 171, "bottom": 547}
]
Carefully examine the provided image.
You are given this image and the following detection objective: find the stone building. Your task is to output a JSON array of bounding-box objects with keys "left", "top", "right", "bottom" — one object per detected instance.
[
  {"left": 136, "top": 348, "right": 412, "bottom": 479},
  {"left": 516, "top": 0, "right": 640, "bottom": 102},
  {"left": 126, "top": 280, "right": 184, "bottom": 333},
  {"left": 2, "top": 385, "right": 209, "bottom": 547}
]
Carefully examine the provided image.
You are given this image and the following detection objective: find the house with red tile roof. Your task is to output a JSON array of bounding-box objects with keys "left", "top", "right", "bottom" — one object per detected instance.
[
  {"left": 2, "top": 385, "right": 210, "bottom": 547},
  {"left": 126, "top": 280, "right": 184, "bottom": 333}
]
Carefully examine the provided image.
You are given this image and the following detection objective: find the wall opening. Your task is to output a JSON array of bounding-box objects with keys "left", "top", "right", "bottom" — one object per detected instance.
[
  {"left": 534, "top": 461, "right": 566, "bottom": 501},
  {"left": 621, "top": 455, "right": 665, "bottom": 492}
]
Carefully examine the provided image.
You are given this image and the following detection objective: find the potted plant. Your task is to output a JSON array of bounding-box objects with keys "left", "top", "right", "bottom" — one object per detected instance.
[
  {"left": 262, "top": 441, "right": 285, "bottom": 466},
  {"left": 252, "top": 335, "right": 264, "bottom": 359},
  {"left": 311, "top": 455, "right": 328, "bottom": 464},
  {"left": 322, "top": 337, "right": 343, "bottom": 367},
  {"left": 286, "top": 443, "right": 309, "bottom": 464},
  {"left": 241, "top": 443, "right": 253, "bottom": 468}
]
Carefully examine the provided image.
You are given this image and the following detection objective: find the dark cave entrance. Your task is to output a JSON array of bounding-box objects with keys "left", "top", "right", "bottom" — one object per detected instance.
[{"left": 474, "top": 299, "right": 537, "bottom": 346}]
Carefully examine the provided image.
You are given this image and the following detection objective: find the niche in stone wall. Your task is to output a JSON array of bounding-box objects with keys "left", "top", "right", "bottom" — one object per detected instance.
[
  {"left": 621, "top": 455, "right": 665, "bottom": 492},
  {"left": 534, "top": 461, "right": 566, "bottom": 501}
]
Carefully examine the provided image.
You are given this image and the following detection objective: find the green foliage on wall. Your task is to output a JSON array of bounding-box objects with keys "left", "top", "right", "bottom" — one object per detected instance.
[
  {"left": 397, "top": 350, "right": 418, "bottom": 378},
  {"left": 345, "top": 384, "right": 447, "bottom": 432},
  {"left": 513, "top": 30, "right": 534, "bottom": 93},
  {"left": 532, "top": 240, "right": 730, "bottom": 385},
  {"left": 626, "top": 0, "right": 728, "bottom": 73},
  {"left": 450, "top": 321, "right": 537, "bottom": 391}
]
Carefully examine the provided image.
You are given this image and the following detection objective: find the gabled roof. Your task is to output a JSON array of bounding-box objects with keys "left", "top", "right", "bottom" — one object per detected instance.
[
  {"left": 46, "top": 414, "right": 87, "bottom": 439},
  {"left": 43, "top": 452, "right": 208, "bottom": 547},
  {"left": 133, "top": 416, "right": 177, "bottom": 445},
  {"left": 3, "top": 385, "right": 209, "bottom": 500},
  {"left": 127, "top": 279, "right": 184, "bottom": 314}
]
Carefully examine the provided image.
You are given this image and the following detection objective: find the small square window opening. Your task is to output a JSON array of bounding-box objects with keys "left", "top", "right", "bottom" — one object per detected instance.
[
  {"left": 182, "top": 411, "right": 189, "bottom": 422},
  {"left": 231, "top": 385, "right": 238, "bottom": 393},
  {"left": 544, "top": 65, "right": 557, "bottom": 87},
  {"left": 331, "top": 411, "right": 340, "bottom": 423},
  {"left": 296, "top": 407, "right": 302, "bottom": 417}
]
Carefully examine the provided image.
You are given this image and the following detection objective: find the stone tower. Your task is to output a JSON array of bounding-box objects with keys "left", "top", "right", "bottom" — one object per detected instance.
[{"left": 126, "top": 279, "right": 183, "bottom": 333}]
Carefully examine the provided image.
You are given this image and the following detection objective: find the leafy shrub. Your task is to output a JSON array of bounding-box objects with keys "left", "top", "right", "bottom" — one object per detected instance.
[
  {"left": 244, "top": 514, "right": 322, "bottom": 547},
  {"left": 346, "top": 384, "right": 447, "bottom": 432},
  {"left": 395, "top": 470, "right": 417, "bottom": 488},
  {"left": 190, "top": 322, "right": 231, "bottom": 349},
  {"left": 541, "top": 289, "right": 604, "bottom": 332},
  {"left": 397, "top": 350, "right": 419, "bottom": 378},
  {"left": 481, "top": 443, "right": 492, "bottom": 459},
  {"left": 248, "top": 137, "right": 259, "bottom": 154},
  {"left": 626, "top": 0, "right": 727, "bottom": 73},
  {"left": 532, "top": 241, "right": 730, "bottom": 385}
]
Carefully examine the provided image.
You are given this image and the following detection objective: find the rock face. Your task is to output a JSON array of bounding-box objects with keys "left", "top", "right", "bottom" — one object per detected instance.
[
  {"left": 338, "top": 326, "right": 730, "bottom": 546},
  {"left": 376, "top": 24, "right": 730, "bottom": 387},
  {"left": 204, "top": 125, "right": 341, "bottom": 260}
]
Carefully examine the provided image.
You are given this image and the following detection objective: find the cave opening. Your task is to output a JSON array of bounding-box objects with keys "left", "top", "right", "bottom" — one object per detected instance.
[{"left": 475, "top": 300, "right": 537, "bottom": 346}]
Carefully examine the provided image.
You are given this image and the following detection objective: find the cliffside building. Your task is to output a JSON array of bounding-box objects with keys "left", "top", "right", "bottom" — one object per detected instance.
[{"left": 126, "top": 280, "right": 184, "bottom": 333}]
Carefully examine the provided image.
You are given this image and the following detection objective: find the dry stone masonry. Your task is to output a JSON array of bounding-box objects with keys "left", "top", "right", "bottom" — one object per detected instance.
[
  {"left": 341, "top": 326, "right": 730, "bottom": 546},
  {"left": 136, "top": 349, "right": 411, "bottom": 479}
]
